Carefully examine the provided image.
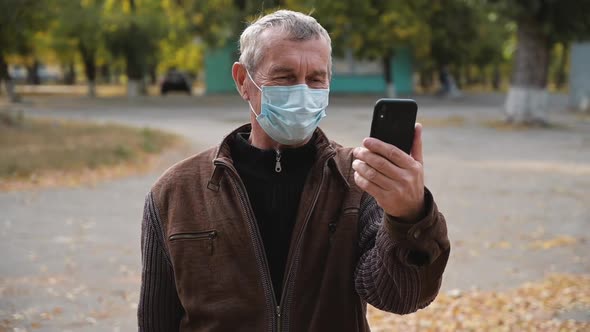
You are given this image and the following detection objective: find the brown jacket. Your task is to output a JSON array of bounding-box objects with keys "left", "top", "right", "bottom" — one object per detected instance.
[{"left": 138, "top": 124, "right": 450, "bottom": 332}]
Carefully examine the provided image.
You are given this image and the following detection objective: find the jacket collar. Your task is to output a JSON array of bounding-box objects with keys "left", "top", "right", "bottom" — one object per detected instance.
[{"left": 208, "top": 124, "right": 349, "bottom": 190}]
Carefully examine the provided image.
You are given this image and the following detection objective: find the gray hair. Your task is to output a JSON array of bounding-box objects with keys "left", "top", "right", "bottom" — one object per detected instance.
[{"left": 238, "top": 10, "right": 332, "bottom": 76}]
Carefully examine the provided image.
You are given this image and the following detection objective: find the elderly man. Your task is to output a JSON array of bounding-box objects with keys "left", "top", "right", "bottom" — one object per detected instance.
[{"left": 138, "top": 9, "right": 450, "bottom": 332}]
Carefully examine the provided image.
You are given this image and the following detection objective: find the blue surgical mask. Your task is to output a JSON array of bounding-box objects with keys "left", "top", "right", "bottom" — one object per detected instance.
[{"left": 246, "top": 70, "right": 329, "bottom": 145}]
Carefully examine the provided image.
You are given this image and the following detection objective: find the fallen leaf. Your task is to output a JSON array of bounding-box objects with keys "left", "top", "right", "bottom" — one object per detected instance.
[
  {"left": 491, "top": 241, "right": 512, "bottom": 249},
  {"left": 367, "top": 274, "right": 590, "bottom": 331},
  {"left": 529, "top": 235, "right": 578, "bottom": 250}
]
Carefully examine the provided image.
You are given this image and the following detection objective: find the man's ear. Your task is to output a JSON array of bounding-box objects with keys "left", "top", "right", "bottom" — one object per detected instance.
[{"left": 232, "top": 62, "right": 248, "bottom": 101}]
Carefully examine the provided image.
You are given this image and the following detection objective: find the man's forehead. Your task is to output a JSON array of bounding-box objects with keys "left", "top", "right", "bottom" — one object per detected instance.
[
  {"left": 267, "top": 65, "right": 327, "bottom": 76},
  {"left": 259, "top": 29, "right": 330, "bottom": 58},
  {"left": 260, "top": 27, "right": 327, "bottom": 46}
]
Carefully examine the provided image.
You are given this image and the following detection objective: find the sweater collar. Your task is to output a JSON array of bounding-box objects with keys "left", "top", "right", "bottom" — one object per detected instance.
[
  {"left": 214, "top": 124, "right": 335, "bottom": 164},
  {"left": 210, "top": 124, "right": 349, "bottom": 188},
  {"left": 230, "top": 132, "right": 316, "bottom": 176}
]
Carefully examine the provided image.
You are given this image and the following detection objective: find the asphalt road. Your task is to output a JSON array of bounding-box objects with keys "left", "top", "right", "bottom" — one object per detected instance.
[{"left": 1, "top": 93, "right": 588, "bottom": 331}]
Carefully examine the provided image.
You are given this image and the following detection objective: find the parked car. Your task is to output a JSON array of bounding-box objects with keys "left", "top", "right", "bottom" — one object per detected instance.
[
  {"left": 160, "top": 69, "right": 192, "bottom": 95},
  {"left": 8, "top": 64, "right": 61, "bottom": 84},
  {"left": 8, "top": 65, "right": 27, "bottom": 82}
]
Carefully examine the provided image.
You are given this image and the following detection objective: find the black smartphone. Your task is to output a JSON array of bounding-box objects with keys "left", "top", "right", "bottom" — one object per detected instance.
[{"left": 369, "top": 98, "right": 418, "bottom": 154}]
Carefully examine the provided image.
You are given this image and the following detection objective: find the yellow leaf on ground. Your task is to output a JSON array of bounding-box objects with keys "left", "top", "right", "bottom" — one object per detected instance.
[{"left": 529, "top": 235, "right": 579, "bottom": 250}]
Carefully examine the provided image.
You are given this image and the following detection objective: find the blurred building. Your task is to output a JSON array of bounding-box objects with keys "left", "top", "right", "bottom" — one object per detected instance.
[
  {"left": 570, "top": 42, "right": 590, "bottom": 112},
  {"left": 203, "top": 43, "right": 414, "bottom": 96}
]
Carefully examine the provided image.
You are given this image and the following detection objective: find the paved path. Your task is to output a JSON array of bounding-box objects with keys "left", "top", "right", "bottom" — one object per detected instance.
[{"left": 1, "top": 93, "right": 589, "bottom": 331}]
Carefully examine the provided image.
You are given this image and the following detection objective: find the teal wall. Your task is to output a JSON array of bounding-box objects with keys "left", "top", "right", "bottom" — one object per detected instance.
[
  {"left": 570, "top": 42, "right": 590, "bottom": 111},
  {"left": 330, "top": 47, "right": 414, "bottom": 94},
  {"left": 204, "top": 43, "right": 237, "bottom": 93},
  {"left": 204, "top": 45, "right": 414, "bottom": 95},
  {"left": 392, "top": 47, "right": 413, "bottom": 95},
  {"left": 330, "top": 75, "right": 386, "bottom": 93}
]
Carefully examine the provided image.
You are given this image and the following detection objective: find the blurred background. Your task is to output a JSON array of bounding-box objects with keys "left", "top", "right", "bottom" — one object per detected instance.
[
  {"left": 1, "top": 0, "right": 589, "bottom": 118},
  {"left": 1, "top": 0, "right": 589, "bottom": 331}
]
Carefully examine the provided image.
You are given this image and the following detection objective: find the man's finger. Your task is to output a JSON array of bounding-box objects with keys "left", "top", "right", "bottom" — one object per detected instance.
[
  {"left": 353, "top": 147, "right": 405, "bottom": 180},
  {"left": 352, "top": 159, "right": 396, "bottom": 190},
  {"left": 411, "top": 123, "right": 424, "bottom": 165},
  {"left": 362, "top": 137, "right": 415, "bottom": 168},
  {"left": 353, "top": 171, "right": 384, "bottom": 201}
]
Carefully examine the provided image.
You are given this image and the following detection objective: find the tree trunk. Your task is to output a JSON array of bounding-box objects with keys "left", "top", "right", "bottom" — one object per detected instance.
[
  {"left": 126, "top": 0, "right": 145, "bottom": 98},
  {"left": 492, "top": 63, "right": 501, "bottom": 91},
  {"left": 478, "top": 66, "right": 487, "bottom": 87},
  {"left": 99, "top": 64, "right": 111, "bottom": 84},
  {"left": 0, "top": 55, "right": 19, "bottom": 102},
  {"left": 125, "top": 23, "right": 145, "bottom": 97},
  {"left": 556, "top": 44, "right": 568, "bottom": 90},
  {"left": 505, "top": 19, "right": 550, "bottom": 124},
  {"left": 382, "top": 55, "right": 395, "bottom": 97},
  {"left": 126, "top": 58, "right": 145, "bottom": 95},
  {"left": 452, "top": 67, "right": 462, "bottom": 89},
  {"left": 113, "top": 67, "right": 121, "bottom": 84},
  {"left": 464, "top": 66, "right": 473, "bottom": 86},
  {"left": 64, "top": 62, "right": 76, "bottom": 85},
  {"left": 140, "top": 77, "right": 148, "bottom": 95},
  {"left": 26, "top": 59, "right": 41, "bottom": 85},
  {"left": 127, "top": 80, "right": 140, "bottom": 98},
  {"left": 79, "top": 43, "right": 97, "bottom": 97},
  {"left": 149, "top": 64, "right": 157, "bottom": 85},
  {"left": 87, "top": 81, "right": 96, "bottom": 97},
  {"left": 419, "top": 69, "right": 433, "bottom": 91}
]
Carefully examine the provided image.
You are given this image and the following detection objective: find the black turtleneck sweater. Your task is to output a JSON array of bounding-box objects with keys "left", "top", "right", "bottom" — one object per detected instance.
[{"left": 230, "top": 132, "right": 316, "bottom": 302}]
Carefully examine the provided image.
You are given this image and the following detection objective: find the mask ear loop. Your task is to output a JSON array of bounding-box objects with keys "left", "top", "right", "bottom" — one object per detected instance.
[
  {"left": 245, "top": 69, "right": 263, "bottom": 118},
  {"left": 248, "top": 101, "right": 259, "bottom": 118},
  {"left": 246, "top": 70, "right": 262, "bottom": 91}
]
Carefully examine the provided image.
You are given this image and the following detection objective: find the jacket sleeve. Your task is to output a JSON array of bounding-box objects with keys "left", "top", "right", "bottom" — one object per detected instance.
[
  {"left": 354, "top": 188, "right": 450, "bottom": 314},
  {"left": 138, "top": 193, "right": 184, "bottom": 331}
]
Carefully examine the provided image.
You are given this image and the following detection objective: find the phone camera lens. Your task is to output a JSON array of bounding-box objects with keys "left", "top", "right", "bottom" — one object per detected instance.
[{"left": 380, "top": 114, "right": 384, "bottom": 119}]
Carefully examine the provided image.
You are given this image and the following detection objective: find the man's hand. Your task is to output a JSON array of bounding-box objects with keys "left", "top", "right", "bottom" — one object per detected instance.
[{"left": 352, "top": 123, "right": 425, "bottom": 222}]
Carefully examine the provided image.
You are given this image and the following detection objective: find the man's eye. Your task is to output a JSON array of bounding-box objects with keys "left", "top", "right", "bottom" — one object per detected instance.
[
  {"left": 309, "top": 77, "right": 325, "bottom": 83},
  {"left": 309, "top": 79, "right": 326, "bottom": 87}
]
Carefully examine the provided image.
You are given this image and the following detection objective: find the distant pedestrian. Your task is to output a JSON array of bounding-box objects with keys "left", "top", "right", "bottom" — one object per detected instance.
[
  {"left": 439, "top": 65, "right": 451, "bottom": 94},
  {"left": 439, "top": 65, "right": 461, "bottom": 98}
]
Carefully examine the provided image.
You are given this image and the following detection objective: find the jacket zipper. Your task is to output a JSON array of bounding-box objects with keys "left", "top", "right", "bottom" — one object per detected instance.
[
  {"left": 278, "top": 158, "right": 330, "bottom": 331},
  {"left": 216, "top": 160, "right": 279, "bottom": 332},
  {"left": 216, "top": 151, "right": 333, "bottom": 332},
  {"left": 169, "top": 231, "right": 217, "bottom": 241},
  {"left": 275, "top": 150, "right": 282, "bottom": 173},
  {"left": 276, "top": 305, "right": 281, "bottom": 332},
  {"left": 169, "top": 231, "right": 218, "bottom": 254}
]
